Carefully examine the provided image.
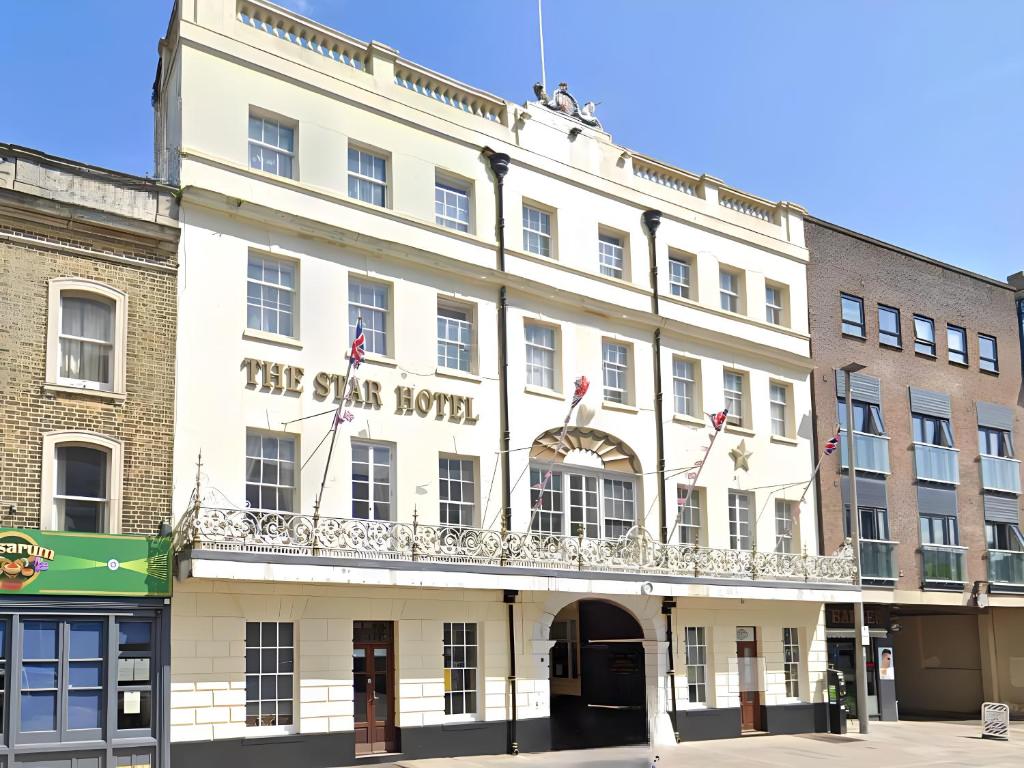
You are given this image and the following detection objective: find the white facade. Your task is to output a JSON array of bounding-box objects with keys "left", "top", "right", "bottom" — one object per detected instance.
[{"left": 159, "top": 0, "right": 856, "bottom": 762}]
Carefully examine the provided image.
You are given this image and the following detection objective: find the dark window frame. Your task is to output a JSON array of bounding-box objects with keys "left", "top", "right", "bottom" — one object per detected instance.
[
  {"left": 837, "top": 398, "right": 886, "bottom": 435},
  {"left": 840, "top": 293, "right": 866, "bottom": 338},
  {"left": 913, "top": 314, "right": 936, "bottom": 357},
  {"left": 913, "top": 413, "right": 955, "bottom": 448},
  {"left": 978, "top": 426, "right": 1013, "bottom": 458},
  {"left": 920, "top": 514, "right": 959, "bottom": 546},
  {"left": 979, "top": 333, "right": 999, "bottom": 373},
  {"left": 946, "top": 324, "right": 968, "bottom": 366},
  {"left": 877, "top": 304, "right": 901, "bottom": 348},
  {"left": 844, "top": 505, "right": 891, "bottom": 541}
]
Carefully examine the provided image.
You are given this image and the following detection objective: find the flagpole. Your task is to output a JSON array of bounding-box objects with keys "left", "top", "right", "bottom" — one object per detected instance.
[
  {"left": 312, "top": 316, "right": 362, "bottom": 535},
  {"left": 796, "top": 423, "right": 841, "bottom": 508},
  {"left": 666, "top": 409, "right": 727, "bottom": 544},
  {"left": 537, "top": 0, "right": 547, "bottom": 93}
]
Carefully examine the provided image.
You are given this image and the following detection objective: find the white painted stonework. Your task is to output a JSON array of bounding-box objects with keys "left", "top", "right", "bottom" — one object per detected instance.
[{"left": 158, "top": 0, "right": 853, "bottom": 757}]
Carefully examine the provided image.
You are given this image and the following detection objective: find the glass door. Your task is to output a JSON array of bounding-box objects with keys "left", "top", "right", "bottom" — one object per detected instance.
[{"left": 353, "top": 622, "right": 395, "bottom": 755}]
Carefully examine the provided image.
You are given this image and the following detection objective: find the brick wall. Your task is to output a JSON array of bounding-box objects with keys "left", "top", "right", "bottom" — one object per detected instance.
[
  {"left": 806, "top": 218, "right": 1021, "bottom": 590},
  {"left": 0, "top": 148, "right": 179, "bottom": 534}
]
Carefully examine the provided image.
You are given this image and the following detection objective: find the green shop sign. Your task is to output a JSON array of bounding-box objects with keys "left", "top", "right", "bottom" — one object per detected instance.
[{"left": 0, "top": 528, "right": 171, "bottom": 597}]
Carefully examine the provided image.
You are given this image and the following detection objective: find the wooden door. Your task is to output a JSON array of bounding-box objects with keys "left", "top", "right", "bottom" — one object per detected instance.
[
  {"left": 737, "top": 629, "right": 762, "bottom": 732},
  {"left": 354, "top": 622, "right": 395, "bottom": 755}
]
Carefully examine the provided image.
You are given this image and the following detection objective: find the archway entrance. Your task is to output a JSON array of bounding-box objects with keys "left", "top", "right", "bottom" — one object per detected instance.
[{"left": 548, "top": 599, "right": 648, "bottom": 750}]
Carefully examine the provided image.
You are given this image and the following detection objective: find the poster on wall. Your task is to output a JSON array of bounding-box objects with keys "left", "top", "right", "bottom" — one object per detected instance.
[{"left": 878, "top": 647, "right": 895, "bottom": 680}]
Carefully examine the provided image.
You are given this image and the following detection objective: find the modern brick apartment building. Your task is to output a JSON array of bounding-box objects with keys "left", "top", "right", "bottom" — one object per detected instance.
[
  {"left": 806, "top": 217, "right": 1024, "bottom": 720},
  {"left": 0, "top": 145, "right": 179, "bottom": 768}
]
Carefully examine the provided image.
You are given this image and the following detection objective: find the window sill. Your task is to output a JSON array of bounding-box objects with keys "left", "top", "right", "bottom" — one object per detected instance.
[
  {"left": 43, "top": 382, "right": 126, "bottom": 402},
  {"left": 524, "top": 384, "right": 564, "bottom": 401},
  {"left": 441, "top": 714, "right": 482, "bottom": 725},
  {"left": 602, "top": 400, "right": 638, "bottom": 414},
  {"left": 770, "top": 435, "right": 799, "bottom": 446},
  {"left": 879, "top": 342, "right": 902, "bottom": 351},
  {"left": 980, "top": 368, "right": 1000, "bottom": 377},
  {"left": 435, "top": 367, "right": 481, "bottom": 383},
  {"left": 841, "top": 332, "right": 867, "bottom": 342},
  {"left": 242, "top": 328, "right": 303, "bottom": 349},
  {"left": 724, "top": 424, "right": 755, "bottom": 437},
  {"left": 948, "top": 359, "right": 969, "bottom": 369},
  {"left": 914, "top": 351, "right": 937, "bottom": 360},
  {"left": 673, "top": 414, "right": 706, "bottom": 428}
]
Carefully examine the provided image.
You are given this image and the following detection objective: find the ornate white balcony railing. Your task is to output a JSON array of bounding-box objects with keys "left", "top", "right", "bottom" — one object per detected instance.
[{"left": 177, "top": 506, "right": 857, "bottom": 585}]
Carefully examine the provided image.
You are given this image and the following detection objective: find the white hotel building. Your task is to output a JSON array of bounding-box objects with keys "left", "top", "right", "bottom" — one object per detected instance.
[{"left": 157, "top": 0, "right": 857, "bottom": 763}]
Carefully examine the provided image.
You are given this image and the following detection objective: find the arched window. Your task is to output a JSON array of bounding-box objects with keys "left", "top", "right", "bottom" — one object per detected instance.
[
  {"left": 46, "top": 279, "right": 127, "bottom": 397},
  {"left": 528, "top": 428, "right": 642, "bottom": 539},
  {"left": 41, "top": 432, "right": 123, "bottom": 533}
]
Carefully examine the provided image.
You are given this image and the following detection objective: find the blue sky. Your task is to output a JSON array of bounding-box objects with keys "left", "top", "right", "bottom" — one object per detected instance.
[{"left": 2, "top": 1, "right": 1020, "bottom": 280}]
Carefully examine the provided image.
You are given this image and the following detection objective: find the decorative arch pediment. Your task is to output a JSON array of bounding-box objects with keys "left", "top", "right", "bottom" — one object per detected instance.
[{"left": 530, "top": 427, "right": 641, "bottom": 474}]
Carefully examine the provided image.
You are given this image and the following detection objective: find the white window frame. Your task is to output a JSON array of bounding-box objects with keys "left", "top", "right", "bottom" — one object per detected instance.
[
  {"left": 525, "top": 321, "right": 559, "bottom": 391},
  {"left": 684, "top": 626, "right": 708, "bottom": 705},
  {"left": 246, "top": 252, "right": 298, "bottom": 339},
  {"left": 723, "top": 369, "right": 747, "bottom": 428},
  {"left": 597, "top": 230, "right": 626, "bottom": 279},
  {"left": 245, "top": 621, "right": 296, "bottom": 733},
  {"left": 672, "top": 357, "right": 700, "bottom": 418},
  {"left": 522, "top": 202, "right": 553, "bottom": 258},
  {"left": 436, "top": 300, "right": 474, "bottom": 373},
  {"left": 351, "top": 441, "right": 393, "bottom": 521},
  {"left": 775, "top": 499, "right": 796, "bottom": 554},
  {"left": 769, "top": 381, "right": 790, "bottom": 438},
  {"left": 41, "top": 431, "right": 123, "bottom": 534},
  {"left": 719, "top": 267, "right": 742, "bottom": 313},
  {"left": 348, "top": 277, "right": 391, "bottom": 357},
  {"left": 765, "top": 282, "right": 786, "bottom": 326},
  {"left": 782, "top": 627, "right": 801, "bottom": 699},
  {"left": 248, "top": 112, "right": 296, "bottom": 179},
  {"left": 602, "top": 340, "right": 630, "bottom": 405},
  {"left": 729, "top": 490, "right": 753, "bottom": 550},
  {"left": 46, "top": 279, "right": 127, "bottom": 398},
  {"left": 443, "top": 622, "right": 479, "bottom": 720},
  {"left": 439, "top": 456, "right": 476, "bottom": 527},
  {"left": 668, "top": 253, "right": 692, "bottom": 299},
  {"left": 530, "top": 465, "right": 639, "bottom": 539},
  {"left": 245, "top": 430, "right": 298, "bottom": 514},
  {"left": 677, "top": 487, "right": 703, "bottom": 546},
  {"left": 347, "top": 145, "right": 388, "bottom": 207},
  {"left": 435, "top": 176, "right": 471, "bottom": 233}
]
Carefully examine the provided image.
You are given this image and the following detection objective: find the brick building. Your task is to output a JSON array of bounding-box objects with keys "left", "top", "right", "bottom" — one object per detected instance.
[
  {"left": 0, "top": 145, "right": 179, "bottom": 768},
  {"left": 806, "top": 217, "right": 1024, "bottom": 719}
]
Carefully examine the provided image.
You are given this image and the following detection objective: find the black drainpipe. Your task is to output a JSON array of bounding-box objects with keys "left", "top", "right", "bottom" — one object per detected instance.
[
  {"left": 504, "top": 589, "right": 520, "bottom": 755},
  {"left": 643, "top": 209, "right": 667, "bottom": 543},
  {"left": 488, "top": 152, "right": 513, "bottom": 535},
  {"left": 662, "top": 597, "right": 679, "bottom": 742}
]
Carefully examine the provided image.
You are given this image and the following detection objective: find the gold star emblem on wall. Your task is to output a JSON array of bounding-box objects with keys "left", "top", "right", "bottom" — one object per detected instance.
[{"left": 729, "top": 439, "right": 752, "bottom": 472}]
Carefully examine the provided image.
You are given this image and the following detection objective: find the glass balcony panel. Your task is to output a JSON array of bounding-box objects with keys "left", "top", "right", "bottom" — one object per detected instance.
[
  {"left": 913, "top": 444, "right": 959, "bottom": 485},
  {"left": 980, "top": 455, "right": 1021, "bottom": 494},
  {"left": 921, "top": 545, "right": 965, "bottom": 583},
  {"left": 839, "top": 431, "right": 891, "bottom": 474},
  {"left": 859, "top": 540, "right": 897, "bottom": 580},
  {"left": 988, "top": 550, "right": 1024, "bottom": 585}
]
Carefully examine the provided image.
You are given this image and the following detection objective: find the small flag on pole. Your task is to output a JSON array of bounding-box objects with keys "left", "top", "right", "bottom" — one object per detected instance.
[
  {"left": 710, "top": 409, "right": 729, "bottom": 432},
  {"left": 350, "top": 320, "right": 366, "bottom": 368},
  {"left": 824, "top": 431, "right": 841, "bottom": 455},
  {"left": 334, "top": 410, "right": 355, "bottom": 426},
  {"left": 572, "top": 375, "right": 590, "bottom": 408}
]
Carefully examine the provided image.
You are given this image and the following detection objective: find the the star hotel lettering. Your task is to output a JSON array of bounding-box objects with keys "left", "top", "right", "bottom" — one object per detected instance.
[{"left": 242, "top": 358, "right": 479, "bottom": 423}]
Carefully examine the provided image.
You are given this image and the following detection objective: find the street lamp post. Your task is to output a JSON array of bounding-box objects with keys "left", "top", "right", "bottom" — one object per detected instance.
[{"left": 842, "top": 362, "right": 869, "bottom": 735}]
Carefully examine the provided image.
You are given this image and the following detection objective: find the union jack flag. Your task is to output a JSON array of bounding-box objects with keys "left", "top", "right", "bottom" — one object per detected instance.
[
  {"left": 710, "top": 409, "right": 729, "bottom": 432},
  {"left": 334, "top": 409, "right": 355, "bottom": 426},
  {"left": 350, "top": 319, "right": 366, "bottom": 368},
  {"left": 824, "top": 431, "right": 841, "bottom": 455},
  {"left": 572, "top": 375, "right": 590, "bottom": 408}
]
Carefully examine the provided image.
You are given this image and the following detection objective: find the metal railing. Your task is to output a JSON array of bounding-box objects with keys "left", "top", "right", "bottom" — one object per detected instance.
[
  {"left": 920, "top": 544, "right": 967, "bottom": 583},
  {"left": 913, "top": 443, "right": 960, "bottom": 485},
  {"left": 980, "top": 455, "right": 1022, "bottom": 494},
  {"left": 179, "top": 506, "right": 857, "bottom": 585},
  {"left": 839, "top": 431, "right": 891, "bottom": 474},
  {"left": 988, "top": 550, "right": 1024, "bottom": 585},
  {"left": 860, "top": 539, "right": 898, "bottom": 581}
]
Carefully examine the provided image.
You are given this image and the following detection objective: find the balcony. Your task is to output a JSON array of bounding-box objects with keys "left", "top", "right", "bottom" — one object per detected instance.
[
  {"left": 980, "top": 455, "right": 1021, "bottom": 494},
  {"left": 176, "top": 506, "right": 857, "bottom": 586},
  {"left": 859, "top": 540, "right": 898, "bottom": 582},
  {"left": 920, "top": 544, "right": 967, "bottom": 585},
  {"left": 988, "top": 550, "right": 1024, "bottom": 586},
  {"left": 913, "top": 443, "right": 960, "bottom": 485},
  {"left": 839, "top": 431, "right": 891, "bottom": 474}
]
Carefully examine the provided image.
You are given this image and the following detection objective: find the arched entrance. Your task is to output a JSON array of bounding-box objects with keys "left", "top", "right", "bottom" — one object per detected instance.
[{"left": 548, "top": 599, "right": 648, "bottom": 750}]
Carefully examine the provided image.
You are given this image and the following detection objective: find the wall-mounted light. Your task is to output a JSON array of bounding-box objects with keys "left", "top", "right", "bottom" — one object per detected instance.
[{"left": 568, "top": 126, "right": 582, "bottom": 139}]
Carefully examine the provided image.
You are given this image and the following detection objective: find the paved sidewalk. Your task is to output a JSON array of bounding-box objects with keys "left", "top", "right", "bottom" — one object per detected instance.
[{"left": 392, "top": 719, "right": 1024, "bottom": 768}]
